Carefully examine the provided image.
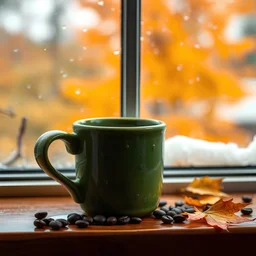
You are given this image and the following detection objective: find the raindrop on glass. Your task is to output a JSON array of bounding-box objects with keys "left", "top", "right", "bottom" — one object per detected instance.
[
  {"left": 62, "top": 25, "right": 67, "bottom": 30},
  {"left": 26, "top": 84, "right": 31, "bottom": 89},
  {"left": 188, "top": 79, "right": 194, "bottom": 84},
  {"left": 82, "top": 46, "right": 87, "bottom": 50},
  {"left": 98, "top": 1, "right": 104, "bottom": 6},
  {"left": 183, "top": 15, "right": 190, "bottom": 21},
  {"left": 38, "top": 95, "right": 42, "bottom": 100},
  {"left": 113, "top": 50, "right": 120, "bottom": 55},
  {"left": 140, "top": 36, "right": 144, "bottom": 41},
  {"left": 69, "top": 58, "right": 74, "bottom": 62},
  {"left": 176, "top": 64, "right": 183, "bottom": 71},
  {"left": 146, "top": 30, "right": 152, "bottom": 36},
  {"left": 196, "top": 76, "right": 200, "bottom": 82},
  {"left": 82, "top": 28, "right": 87, "bottom": 32},
  {"left": 44, "top": 48, "right": 47, "bottom": 51},
  {"left": 180, "top": 42, "right": 184, "bottom": 46},
  {"left": 13, "top": 49, "right": 19, "bottom": 53},
  {"left": 194, "top": 44, "right": 200, "bottom": 49},
  {"left": 75, "top": 89, "right": 81, "bottom": 95},
  {"left": 154, "top": 48, "right": 159, "bottom": 55},
  {"left": 62, "top": 73, "right": 68, "bottom": 78}
]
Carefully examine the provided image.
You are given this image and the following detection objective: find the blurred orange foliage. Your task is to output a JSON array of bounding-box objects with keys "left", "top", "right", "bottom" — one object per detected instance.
[{"left": 59, "top": 0, "right": 256, "bottom": 145}]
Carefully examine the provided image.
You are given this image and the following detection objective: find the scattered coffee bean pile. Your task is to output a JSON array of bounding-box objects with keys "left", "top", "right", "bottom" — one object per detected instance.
[
  {"left": 155, "top": 196, "right": 255, "bottom": 224},
  {"left": 153, "top": 200, "right": 194, "bottom": 224},
  {"left": 33, "top": 212, "right": 142, "bottom": 231},
  {"left": 33, "top": 195, "right": 254, "bottom": 230}
]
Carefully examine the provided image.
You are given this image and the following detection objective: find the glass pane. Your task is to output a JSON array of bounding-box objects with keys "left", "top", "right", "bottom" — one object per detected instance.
[
  {"left": 0, "top": 0, "right": 120, "bottom": 168},
  {"left": 141, "top": 0, "right": 256, "bottom": 166}
]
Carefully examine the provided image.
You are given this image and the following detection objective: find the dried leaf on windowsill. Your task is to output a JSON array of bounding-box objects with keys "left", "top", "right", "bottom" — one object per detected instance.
[
  {"left": 184, "top": 195, "right": 221, "bottom": 207},
  {"left": 184, "top": 198, "right": 255, "bottom": 231},
  {"left": 182, "top": 176, "right": 230, "bottom": 197}
]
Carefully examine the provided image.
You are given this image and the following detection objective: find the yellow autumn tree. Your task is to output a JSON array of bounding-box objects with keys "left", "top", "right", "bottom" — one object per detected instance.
[{"left": 59, "top": 0, "right": 255, "bottom": 145}]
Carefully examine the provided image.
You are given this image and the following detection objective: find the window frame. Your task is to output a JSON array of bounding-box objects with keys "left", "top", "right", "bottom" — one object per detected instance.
[{"left": 0, "top": 0, "right": 255, "bottom": 197}]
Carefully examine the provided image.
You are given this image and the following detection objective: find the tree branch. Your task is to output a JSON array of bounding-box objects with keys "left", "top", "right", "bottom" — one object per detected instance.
[
  {"left": 2, "top": 117, "right": 27, "bottom": 166},
  {"left": 0, "top": 107, "right": 15, "bottom": 118}
]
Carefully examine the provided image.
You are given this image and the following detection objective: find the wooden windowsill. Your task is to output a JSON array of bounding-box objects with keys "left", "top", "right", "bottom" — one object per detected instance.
[{"left": 1, "top": 194, "right": 256, "bottom": 255}]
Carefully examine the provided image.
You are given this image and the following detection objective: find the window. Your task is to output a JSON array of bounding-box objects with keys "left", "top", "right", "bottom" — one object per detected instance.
[
  {"left": 0, "top": 0, "right": 120, "bottom": 168},
  {"left": 1, "top": 0, "right": 256, "bottom": 195}
]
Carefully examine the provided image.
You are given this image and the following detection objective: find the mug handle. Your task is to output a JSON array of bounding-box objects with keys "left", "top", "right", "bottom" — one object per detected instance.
[{"left": 34, "top": 130, "right": 84, "bottom": 203}]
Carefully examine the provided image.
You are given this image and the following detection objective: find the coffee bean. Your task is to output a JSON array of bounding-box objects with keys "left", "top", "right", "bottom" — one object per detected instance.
[
  {"left": 241, "top": 208, "right": 253, "bottom": 215},
  {"left": 185, "top": 207, "right": 195, "bottom": 213},
  {"left": 172, "top": 208, "right": 183, "bottom": 214},
  {"left": 75, "top": 220, "right": 89, "bottom": 228},
  {"left": 175, "top": 201, "right": 184, "bottom": 207},
  {"left": 56, "top": 219, "right": 68, "bottom": 227},
  {"left": 67, "top": 212, "right": 80, "bottom": 218},
  {"left": 242, "top": 195, "right": 252, "bottom": 203},
  {"left": 158, "top": 200, "right": 167, "bottom": 207},
  {"left": 160, "top": 207, "right": 169, "bottom": 213},
  {"left": 168, "top": 205, "right": 174, "bottom": 210},
  {"left": 130, "top": 217, "right": 142, "bottom": 224},
  {"left": 49, "top": 220, "right": 62, "bottom": 230},
  {"left": 34, "top": 212, "right": 48, "bottom": 219},
  {"left": 83, "top": 216, "right": 93, "bottom": 224},
  {"left": 176, "top": 206, "right": 185, "bottom": 212},
  {"left": 173, "top": 214, "right": 186, "bottom": 223},
  {"left": 153, "top": 210, "right": 166, "bottom": 219},
  {"left": 161, "top": 215, "right": 173, "bottom": 224},
  {"left": 183, "top": 204, "right": 192, "bottom": 209},
  {"left": 106, "top": 216, "right": 117, "bottom": 225},
  {"left": 203, "top": 204, "right": 211, "bottom": 212},
  {"left": 118, "top": 216, "right": 130, "bottom": 225},
  {"left": 68, "top": 213, "right": 81, "bottom": 224},
  {"left": 42, "top": 218, "right": 54, "bottom": 226},
  {"left": 34, "top": 219, "right": 46, "bottom": 229},
  {"left": 93, "top": 215, "right": 106, "bottom": 225},
  {"left": 166, "top": 210, "right": 176, "bottom": 217}
]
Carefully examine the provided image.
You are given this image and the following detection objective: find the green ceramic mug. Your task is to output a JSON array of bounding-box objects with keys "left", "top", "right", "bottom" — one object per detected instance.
[{"left": 34, "top": 117, "right": 166, "bottom": 217}]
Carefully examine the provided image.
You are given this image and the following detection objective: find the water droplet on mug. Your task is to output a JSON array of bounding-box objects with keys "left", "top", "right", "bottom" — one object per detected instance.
[
  {"left": 143, "top": 196, "right": 149, "bottom": 203},
  {"left": 126, "top": 144, "right": 129, "bottom": 149},
  {"left": 152, "top": 144, "right": 155, "bottom": 150}
]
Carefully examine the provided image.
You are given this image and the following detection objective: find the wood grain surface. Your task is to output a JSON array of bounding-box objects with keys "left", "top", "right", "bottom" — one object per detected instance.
[
  {"left": 0, "top": 193, "right": 256, "bottom": 239},
  {"left": 1, "top": 194, "right": 256, "bottom": 256}
]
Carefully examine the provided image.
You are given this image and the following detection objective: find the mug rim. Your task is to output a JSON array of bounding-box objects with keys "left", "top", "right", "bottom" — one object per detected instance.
[{"left": 73, "top": 117, "right": 166, "bottom": 131}]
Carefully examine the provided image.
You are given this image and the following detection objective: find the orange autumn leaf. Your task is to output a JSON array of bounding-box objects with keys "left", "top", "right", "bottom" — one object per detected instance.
[
  {"left": 184, "top": 195, "right": 221, "bottom": 207},
  {"left": 186, "top": 198, "right": 254, "bottom": 230},
  {"left": 183, "top": 176, "right": 229, "bottom": 197}
]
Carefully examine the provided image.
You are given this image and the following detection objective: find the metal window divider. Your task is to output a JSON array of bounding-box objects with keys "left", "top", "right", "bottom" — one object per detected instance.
[{"left": 121, "top": 0, "right": 141, "bottom": 117}]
